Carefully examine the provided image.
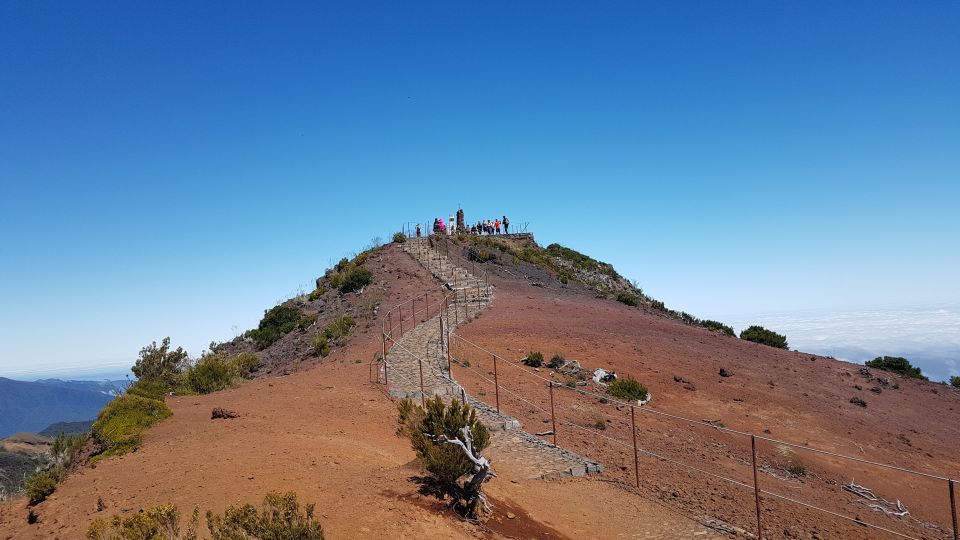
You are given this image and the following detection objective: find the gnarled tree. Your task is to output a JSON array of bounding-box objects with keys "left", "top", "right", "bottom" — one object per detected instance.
[{"left": 397, "top": 397, "right": 493, "bottom": 519}]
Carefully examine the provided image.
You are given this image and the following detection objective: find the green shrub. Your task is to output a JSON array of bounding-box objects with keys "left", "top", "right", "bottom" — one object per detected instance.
[
  {"left": 126, "top": 378, "right": 169, "bottom": 401},
  {"left": 24, "top": 469, "right": 60, "bottom": 505},
  {"left": 701, "top": 320, "right": 735, "bottom": 337},
  {"left": 297, "top": 314, "right": 318, "bottom": 331},
  {"left": 324, "top": 316, "right": 356, "bottom": 341},
  {"left": 312, "top": 335, "right": 330, "bottom": 357},
  {"left": 616, "top": 292, "right": 639, "bottom": 306},
  {"left": 354, "top": 252, "right": 370, "bottom": 266},
  {"left": 523, "top": 351, "right": 544, "bottom": 367},
  {"left": 131, "top": 338, "right": 189, "bottom": 382},
  {"left": 650, "top": 300, "right": 666, "bottom": 312},
  {"left": 865, "top": 356, "right": 927, "bottom": 380},
  {"left": 788, "top": 462, "right": 807, "bottom": 476},
  {"left": 331, "top": 265, "right": 373, "bottom": 293},
  {"left": 50, "top": 433, "right": 88, "bottom": 469},
  {"left": 308, "top": 286, "right": 328, "bottom": 301},
  {"left": 87, "top": 503, "right": 198, "bottom": 540},
  {"left": 186, "top": 357, "right": 234, "bottom": 394},
  {"left": 547, "top": 354, "right": 565, "bottom": 369},
  {"left": 951, "top": 376, "right": 960, "bottom": 388},
  {"left": 393, "top": 232, "right": 406, "bottom": 243},
  {"left": 92, "top": 394, "right": 172, "bottom": 459},
  {"left": 397, "top": 397, "right": 491, "bottom": 518},
  {"left": 232, "top": 353, "right": 261, "bottom": 379},
  {"left": 607, "top": 376, "right": 649, "bottom": 402},
  {"left": 249, "top": 305, "right": 303, "bottom": 349},
  {"left": 467, "top": 247, "right": 497, "bottom": 263},
  {"left": 740, "top": 325, "right": 788, "bottom": 349},
  {"left": 207, "top": 492, "right": 324, "bottom": 540}
]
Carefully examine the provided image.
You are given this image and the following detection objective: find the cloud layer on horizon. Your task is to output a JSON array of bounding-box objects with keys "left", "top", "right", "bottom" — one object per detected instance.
[{"left": 727, "top": 305, "right": 960, "bottom": 382}]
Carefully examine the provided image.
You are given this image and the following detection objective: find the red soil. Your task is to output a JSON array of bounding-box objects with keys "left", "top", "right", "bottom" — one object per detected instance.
[
  {"left": 0, "top": 245, "right": 714, "bottom": 539},
  {"left": 452, "top": 275, "right": 960, "bottom": 539}
]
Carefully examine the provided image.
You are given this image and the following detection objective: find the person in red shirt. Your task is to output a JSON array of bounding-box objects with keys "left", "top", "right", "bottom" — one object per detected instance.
[{"left": 494, "top": 219, "right": 501, "bottom": 234}]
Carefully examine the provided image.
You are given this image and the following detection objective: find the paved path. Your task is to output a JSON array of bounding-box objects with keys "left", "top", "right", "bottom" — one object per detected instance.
[{"left": 384, "top": 237, "right": 603, "bottom": 478}]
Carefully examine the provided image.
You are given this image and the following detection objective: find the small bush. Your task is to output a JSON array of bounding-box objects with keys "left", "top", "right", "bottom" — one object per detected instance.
[
  {"left": 24, "top": 469, "right": 59, "bottom": 505},
  {"left": 740, "top": 325, "right": 788, "bottom": 349},
  {"left": 850, "top": 396, "right": 867, "bottom": 407},
  {"left": 788, "top": 462, "right": 807, "bottom": 476},
  {"left": 308, "top": 286, "right": 328, "bottom": 301},
  {"left": 312, "top": 335, "right": 330, "bottom": 357},
  {"left": 701, "top": 320, "right": 735, "bottom": 337},
  {"left": 249, "top": 305, "right": 303, "bottom": 349},
  {"left": 353, "top": 250, "right": 371, "bottom": 266},
  {"left": 207, "top": 491, "right": 324, "bottom": 540},
  {"left": 616, "top": 292, "right": 639, "bottom": 306},
  {"left": 297, "top": 314, "right": 318, "bottom": 331},
  {"left": 522, "top": 351, "right": 544, "bottom": 368},
  {"left": 865, "top": 356, "right": 927, "bottom": 380},
  {"left": 92, "top": 394, "right": 172, "bottom": 459},
  {"left": 186, "top": 357, "right": 234, "bottom": 394},
  {"left": 650, "top": 300, "right": 666, "bottom": 312},
  {"left": 466, "top": 247, "right": 497, "bottom": 263},
  {"left": 594, "top": 420, "right": 606, "bottom": 430},
  {"left": 607, "top": 376, "right": 649, "bottom": 402},
  {"left": 126, "top": 378, "right": 169, "bottom": 401},
  {"left": 232, "top": 353, "right": 261, "bottom": 379},
  {"left": 324, "top": 316, "right": 356, "bottom": 341},
  {"left": 951, "top": 376, "right": 960, "bottom": 388},
  {"left": 131, "top": 337, "right": 189, "bottom": 382},
  {"left": 397, "top": 397, "right": 491, "bottom": 518},
  {"left": 393, "top": 232, "right": 406, "bottom": 243},
  {"left": 331, "top": 265, "right": 373, "bottom": 293},
  {"left": 87, "top": 503, "right": 198, "bottom": 540},
  {"left": 547, "top": 354, "right": 565, "bottom": 369}
]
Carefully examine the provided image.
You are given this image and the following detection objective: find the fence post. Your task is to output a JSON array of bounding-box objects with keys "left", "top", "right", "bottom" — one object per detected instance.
[
  {"left": 383, "top": 334, "right": 390, "bottom": 386},
  {"left": 549, "top": 381, "right": 557, "bottom": 446},
  {"left": 493, "top": 354, "right": 500, "bottom": 413},
  {"left": 418, "top": 357, "right": 425, "bottom": 408},
  {"left": 446, "top": 330, "right": 452, "bottom": 374},
  {"left": 950, "top": 479, "right": 958, "bottom": 540},
  {"left": 751, "top": 435, "right": 763, "bottom": 540},
  {"left": 388, "top": 312, "right": 393, "bottom": 339},
  {"left": 412, "top": 296, "right": 416, "bottom": 324},
  {"left": 399, "top": 304, "right": 403, "bottom": 336},
  {"left": 631, "top": 406, "right": 640, "bottom": 488}
]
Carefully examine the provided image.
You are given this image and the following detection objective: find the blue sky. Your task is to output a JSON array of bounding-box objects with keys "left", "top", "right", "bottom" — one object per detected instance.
[{"left": 1, "top": 2, "right": 957, "bottom": 379}]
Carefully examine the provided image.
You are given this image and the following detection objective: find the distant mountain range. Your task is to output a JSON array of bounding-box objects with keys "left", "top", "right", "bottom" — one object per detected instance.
[{"left": 0, "top": 378, "right": 128, "bottom": 438}]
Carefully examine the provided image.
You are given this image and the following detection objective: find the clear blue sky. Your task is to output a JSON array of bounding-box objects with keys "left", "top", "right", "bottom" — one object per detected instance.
[{"left": 1, "top": 2, "right": 957, "bottom": 379}]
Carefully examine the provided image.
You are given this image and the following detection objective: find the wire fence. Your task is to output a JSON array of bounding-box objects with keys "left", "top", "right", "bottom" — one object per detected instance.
[{"left": 373, "top": 231, "right": 960, "bottom": 540}]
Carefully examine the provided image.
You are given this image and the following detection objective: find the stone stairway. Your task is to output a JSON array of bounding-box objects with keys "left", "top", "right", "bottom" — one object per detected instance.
[{"left": 385, "top": 236, "right": 603, "bottom": 479}]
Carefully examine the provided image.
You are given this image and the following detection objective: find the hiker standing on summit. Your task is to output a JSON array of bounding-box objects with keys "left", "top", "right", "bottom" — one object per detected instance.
[{"left": 503, "top": 216, "right": 509, "bottom": 234}]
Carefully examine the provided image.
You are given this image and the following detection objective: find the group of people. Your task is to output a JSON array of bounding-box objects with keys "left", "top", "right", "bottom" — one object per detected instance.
[
  {"left": 415, "top": 212, "right": 511, "bottom": 237},
  {"left": 472, "top": 217, "right": 509, "bottom": 235}
]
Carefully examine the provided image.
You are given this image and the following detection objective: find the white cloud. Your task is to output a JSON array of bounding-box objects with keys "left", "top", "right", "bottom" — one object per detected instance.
[{"left": 726, "top": 304, "right": 960, "bottom": 381}]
